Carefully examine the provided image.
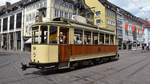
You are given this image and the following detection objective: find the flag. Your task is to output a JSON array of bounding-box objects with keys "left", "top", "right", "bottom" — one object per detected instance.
[
  {"left": 142, "top": 27, "right": 144, "bottom": 34},
  {"left": 132, "top": 24, "right": 135, "bottom": 32},
  {"left": 138, "top": 28, "right": 140, "bottom": 34},
  {"left": 124, "top": 22, "right": 128, "bottom": 31}
]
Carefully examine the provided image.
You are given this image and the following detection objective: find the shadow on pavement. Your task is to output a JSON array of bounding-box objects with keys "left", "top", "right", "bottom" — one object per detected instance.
[{"left": 24, "top": 59, "right": 118, "bottom": 76}]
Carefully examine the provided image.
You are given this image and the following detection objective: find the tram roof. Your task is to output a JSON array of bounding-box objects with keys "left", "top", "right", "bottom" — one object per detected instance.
[{"left": 32, "top": 19, "right": 115, "bottom": 35}]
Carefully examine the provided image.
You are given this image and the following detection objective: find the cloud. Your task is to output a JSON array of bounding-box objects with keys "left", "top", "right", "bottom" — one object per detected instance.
[{"left": 108, "top": 0, "right": 150, "bottom": 19}]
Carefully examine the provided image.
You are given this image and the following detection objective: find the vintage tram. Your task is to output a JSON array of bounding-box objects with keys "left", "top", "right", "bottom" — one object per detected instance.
[{"left": 21, "top": 18, "right": 119, "bottom": 70}]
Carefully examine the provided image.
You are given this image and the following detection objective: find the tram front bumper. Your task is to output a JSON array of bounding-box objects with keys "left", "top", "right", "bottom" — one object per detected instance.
[{"left": 21, "top": 62, "right": 37, "bottom": 71}]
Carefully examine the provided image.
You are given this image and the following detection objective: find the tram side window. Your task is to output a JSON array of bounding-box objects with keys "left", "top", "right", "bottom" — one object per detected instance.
[
  {"left": 40, "top": 26, "right": 48, "bottom": 44},
  {"left": 99, "top": 33, "right": 104, "bottom": 44},
  {"left": 84, "top": 31, "right": 91, "bottom": 44},
  {"left": 74, "top": 29, "right": 83, "bottom": 44},
  {"left": 110, "top": 35, "right": 114, "bottom": 44},
  {"left": 49, "top": 26, "right": 57, "bottom": 44},
  {"left": 32, "top": 26, "right": 39, "bottom": 44},
  {"left": 105, "top": 34, "right": 109, "bottom": 44},
  {"left": 93, "top": 33, "right": 98, "bottom": 44}
]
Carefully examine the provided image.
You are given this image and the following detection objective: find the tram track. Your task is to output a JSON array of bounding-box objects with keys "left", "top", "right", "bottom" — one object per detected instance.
[
  {"left": 127, "top": 59, "right": 150, "bottom": 78},
  {"left": 87, "top": 60, "right": 149, "bottom": 84},
  {"left": 86, "top": 53, "right": 149, "bottom": 84},
  {"left": 115, "top": 57, "right": 147, "bottom": 73}
]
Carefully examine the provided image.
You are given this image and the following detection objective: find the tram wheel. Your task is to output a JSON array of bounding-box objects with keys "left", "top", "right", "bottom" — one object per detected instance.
[
  {"left": 70, "top": 62, "right": 78, "bottom": 70},
  {"left": 113, "top": 54, "right": 119, "bottom": 61}
]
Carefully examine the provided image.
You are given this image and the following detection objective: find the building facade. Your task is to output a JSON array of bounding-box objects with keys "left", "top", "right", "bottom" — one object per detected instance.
[
  {"left": 85, "top": 0, "right": 145, "bottom": 50},
  {"left": 122, "top": 14, "right": 144, "bottom": 49},
  {"left": 0, "top": 1, "right": 24, "bottom": 51},
  {"left": 85, "top": 0, "right": 116, "bottom": 33},
  {"left": 143, "top": 20, "right": 150, "bottom": 45},
  {"left": 116, "top": 8, "right": 124, "bottom": 49}
]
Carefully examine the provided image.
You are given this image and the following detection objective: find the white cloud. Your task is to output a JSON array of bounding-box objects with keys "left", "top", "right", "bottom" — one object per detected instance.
[{"left": 108, "top": 0, "right": 150, "bottom": 19}]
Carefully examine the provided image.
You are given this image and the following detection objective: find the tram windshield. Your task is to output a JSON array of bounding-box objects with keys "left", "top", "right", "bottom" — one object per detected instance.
[
  {"left": 32, "top": 26, "right": 48, "bottom": 44},
  {"left": 32, "top": 25, "right": 57, "bottom": 44}
]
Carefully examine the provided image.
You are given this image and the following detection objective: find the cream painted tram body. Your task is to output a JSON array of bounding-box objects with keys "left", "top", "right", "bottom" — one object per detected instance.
[{"left": 21, "top": 20, "right": 119, "bottom": 70}]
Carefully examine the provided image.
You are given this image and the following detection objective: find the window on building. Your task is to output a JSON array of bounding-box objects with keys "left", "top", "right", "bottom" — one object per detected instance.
[
  {"left": 10, "top": 15, "right": 14, "bottom": 30},
  {"left": 29, "top": 14, "right": 31, "bottom": 21},
  {"left": 63, "top": 2, "right": 67, "bottom": 7},
  {"left": 3, "top": 17, "right": 8, "bottom": 31},
  {"left": 16, "top": 31, "right": 21, "bottom": 41},
  {"left": 42, "top": 1, "right": 46, "bottom": 7},
  {"left": 0, "top": 19, "right": 1, "bottom": 32},
  {"left": 55, "top": 9, "right": 59, "bottom": 17},
  {"left": 38, "top": 8, "right": 47, "bottom": 17},
  {"left": 64, "top": 12, "right": 68, "bottom": 18},
  {"left": 60, "top": 10, "right": 64, "bottom": 17},
  {"left": 69, "top": 13, "right": 72, "bottom": 19},
  {"left": 95, "top": 11, "right": 101, "bottom": 16},
  {"left": 38, "top": 3, "right": 41, "bottom": 8},
  {"left": 96, "top": 19, "right": 101, "bottom": 24},
  {"left": 16, "top": 13, "right": 22, "bottom": 28},
  {"left": 39, "top": 2, "right": 42, "bottom": 8},
  {"left": 125, "top": 31, "right": 128, "bottom": 36}
]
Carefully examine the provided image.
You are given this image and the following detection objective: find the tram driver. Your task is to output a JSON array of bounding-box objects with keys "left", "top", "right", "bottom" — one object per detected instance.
[{"left": 59, "top": 32, "right": 66, "bottom": 44}]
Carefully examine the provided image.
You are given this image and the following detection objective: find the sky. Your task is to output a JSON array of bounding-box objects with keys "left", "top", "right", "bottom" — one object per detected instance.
[
  {"left": 108, "top": 0, "right": 150, "bottom": 19},
  {"left": 0, "top": 0, "right": 150, "bottom": 19}
]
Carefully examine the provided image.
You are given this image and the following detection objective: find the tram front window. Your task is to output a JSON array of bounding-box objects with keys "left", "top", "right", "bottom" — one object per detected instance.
[
  {"left": 32, "top": 26, "right": 39, "bottom": 44},
  {"left": 49, "top": 26, "right": 57, "bottom": 44},
  {"left": 40, "top": 26, "right": 48, "bottom": 44},
  {"left": 32, "top": 26, "right": 48, "bottom": 44}
]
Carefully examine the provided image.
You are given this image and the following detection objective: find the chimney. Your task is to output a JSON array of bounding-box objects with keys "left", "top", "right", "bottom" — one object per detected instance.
[{"left": 6, "top": 2, "right": 11, "bottom": 8}]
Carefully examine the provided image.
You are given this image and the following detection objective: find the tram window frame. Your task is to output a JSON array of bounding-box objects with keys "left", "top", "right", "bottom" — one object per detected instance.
[
  {"left": 105, "top": 34, "right": 109, "bottom": 44},
  {"left": 84, "top": 31, "right": 91, "bottom": 45},
  {"left": 40, "top": 26, "right": 48, "bottom": 44},
  {"left": 49, "top": 25, "right": 57, "bottom": 44},
  {"left": 32, "top": 26, "right": 39, "bottom": 44},
  {"left": 93, "top": 32, "right": 98, "bottom": 44},
  {"left": 99, "top": 33, "right": 104, "bottom": 44},
  {"left": 74, "top": 29, "right": 83, "bottom": 44}
]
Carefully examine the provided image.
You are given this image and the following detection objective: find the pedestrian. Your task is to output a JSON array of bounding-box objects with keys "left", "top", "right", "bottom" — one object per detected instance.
[
  {"left": 146, "top": 44, "right": 149, "bottom": 51},
  {"left": 142, "top": 44, "right": 144, "bottom": 50},
  {"left": 142, "top": 43, "right": 145, "bottom": 53},
  {"left": 59, "top": 32, "right": 66, "bottom": 44}
]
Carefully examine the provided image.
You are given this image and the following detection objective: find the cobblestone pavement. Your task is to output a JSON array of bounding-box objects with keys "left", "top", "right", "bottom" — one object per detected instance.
[{"left": 0, "top": 49, "right": 150, "bottom": 84}]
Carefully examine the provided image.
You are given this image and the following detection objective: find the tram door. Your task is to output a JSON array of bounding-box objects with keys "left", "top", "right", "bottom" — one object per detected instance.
[
  {"left": 59, "top": 28, "right": 69, "bottom": 44},
  {"left": 59, "top": 27, "right": 70, "bottom": 66}
]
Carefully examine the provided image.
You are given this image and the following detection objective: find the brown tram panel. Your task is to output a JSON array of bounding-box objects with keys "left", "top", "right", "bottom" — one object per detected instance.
[{"left": 59, "top": 45, "right": 117, "bottom": 63}]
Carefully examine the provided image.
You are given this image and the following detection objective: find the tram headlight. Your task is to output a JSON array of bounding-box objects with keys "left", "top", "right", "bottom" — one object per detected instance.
[{"left": 33, "top": 52, "right": 36, "bottom": 57}]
